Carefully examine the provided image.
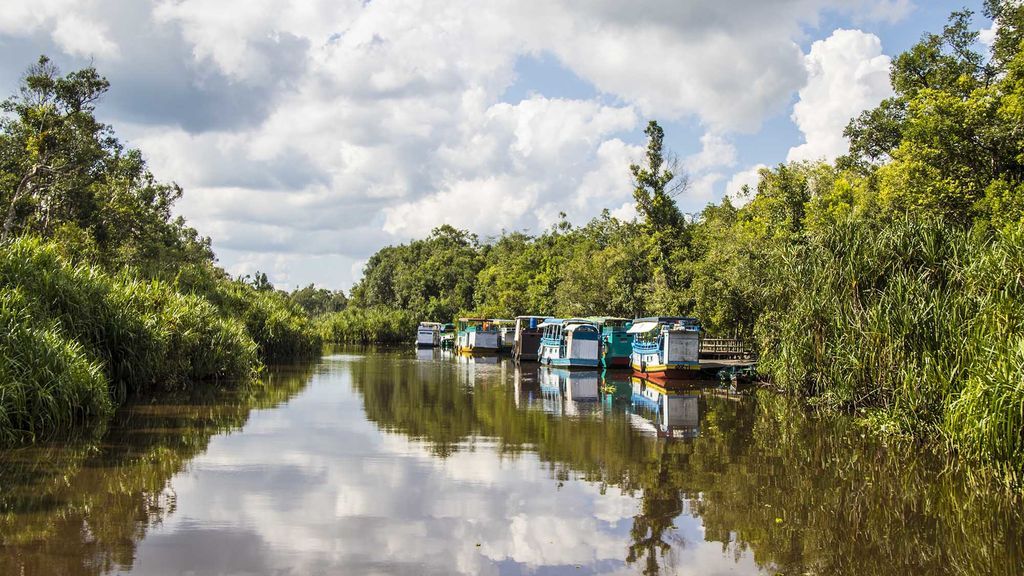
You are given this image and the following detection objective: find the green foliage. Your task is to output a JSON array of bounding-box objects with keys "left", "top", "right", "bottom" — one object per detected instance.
[
  {"left": 0, "top": 288, "right": 111, "bottom": 443},
  {"left": 289, "top": 283, "right": 348, "bottom": 316},
  {"left": 630, "top": 120, "right": 689, "bottom": 299},
  {"left": 757, "top": 214, "right": 1024, "bottom": 479},
  {"left": 318, "top": 306, "right": 418, "bottom": 344},
  {"left": 0, "top": 238, "right": 260, "bottom": 395},
  {"left": 0, "top": 56, "right": 213, "bottom": 277},
  {"left": 208, "top": 279, "right": 323, "bottom": 361},
  {"left": 349, "top": 225, "right": 483, "bottom": 321}
]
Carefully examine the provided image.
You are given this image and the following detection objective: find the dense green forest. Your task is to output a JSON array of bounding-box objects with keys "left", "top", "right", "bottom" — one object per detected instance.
[
  {"left": 0, "top": 57, "right": 324, "bottom": 443},
  {"left": 331, "top": 2, "right": 1024, "bottom": 479}
]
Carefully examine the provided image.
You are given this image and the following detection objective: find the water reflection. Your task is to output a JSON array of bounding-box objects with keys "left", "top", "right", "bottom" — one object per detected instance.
[
  {"left": 628, "top": 378, "right": 700, "bottom": 439},
  {"left": 0, "top": 350, "right": 1021, "bottom": 576}
]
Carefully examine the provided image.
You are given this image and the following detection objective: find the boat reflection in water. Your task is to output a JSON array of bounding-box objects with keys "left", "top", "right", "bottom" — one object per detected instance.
[
  {"left": 529, "top": 365, "right": 602, "bottom": 416},
  {"left": 415, "top": 346, "right": 443, "bottom": 362},
  {"left": 629, "top": 376, "right": 701, "bottom": 439}
]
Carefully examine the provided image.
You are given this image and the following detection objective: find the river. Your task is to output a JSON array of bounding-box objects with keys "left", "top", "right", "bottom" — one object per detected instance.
[{"left": 1, "top": 348, "right": 1021, "bottom": 575}]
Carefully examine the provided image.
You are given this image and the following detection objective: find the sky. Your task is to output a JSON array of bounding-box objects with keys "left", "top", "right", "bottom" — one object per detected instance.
[{"left": 0, "top": 0, "right": 991, "bottom": 291}]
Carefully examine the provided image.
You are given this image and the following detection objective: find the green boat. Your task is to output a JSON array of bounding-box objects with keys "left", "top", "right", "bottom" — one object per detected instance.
[{"left": 587, "top": 317, "right": 633, "bottom": 369}]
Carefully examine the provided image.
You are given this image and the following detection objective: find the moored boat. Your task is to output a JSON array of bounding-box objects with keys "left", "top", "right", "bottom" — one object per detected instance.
[
  {"left": 493, "top": 319, "right": 515, "bottom": 354},
  {"left": 587, "top": 317, "right": 632, "bottom": 368},
  {"left": 538, "top": 318, "right": 600, "bottom": 368},
  {"left": 439, "top": 323, "right": 455, "bottom": 350},
  {"left": 629, "top": 317, "right": 701, "bottom": 380},
  {"left": 415, "top": 321, "right": 442, "bottom": 348},
  {"left": 455, "top": 318, "right": 499, "bottom": 354},
  {"left": 512, "top": 315, "right": 549, "bottom": 362}
]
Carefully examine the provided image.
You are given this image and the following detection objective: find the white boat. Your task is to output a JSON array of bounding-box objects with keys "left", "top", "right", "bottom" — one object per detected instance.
[
  {"left": 455, "top": 318, "right": 500, "bottom": 354},
  {"left": 537, "top": 318, "right": 600, "bottom": 368},
  {"left": 629, "top": 317, "right": 701, "bottom": 380},
  {"left": 416, "top": 321, "right": 442, "bottom": 348}
]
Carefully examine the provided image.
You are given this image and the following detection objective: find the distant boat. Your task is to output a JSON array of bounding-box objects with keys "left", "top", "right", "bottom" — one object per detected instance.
[
  {"left": 537, "top": 318, "right": 600, "bottom": 368},
  {"left": 415, "top": 321, "right": 442, "bottom": 348},
  {"left": 492, "top": 319, "right": 515, "bottom": 354},
  {"left": 587, "top": 316, "right": 632, "bottom": 368},
  {"left": 439, "top": 323, "right": 456, "bottom": 350},
  {"left": 455, "top": 317, "right": 499, "bottom": 354},
  {"left": 629, "top": 317, "right": 701, "bottom": 380},
  {"left": 512, "top": 315, "right": 549, "bottom": 362}
]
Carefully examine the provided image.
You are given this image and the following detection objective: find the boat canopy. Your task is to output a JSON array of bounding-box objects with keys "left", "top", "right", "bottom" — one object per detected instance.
[
  {"left": 537, "top": 319, "right": 564, "bottom": 328},
  {"left": 627, "top": 321, "right": 661, "bottom": 334},
  {"left": 587, "top": 316, "right": 630, "bottom": 325}
]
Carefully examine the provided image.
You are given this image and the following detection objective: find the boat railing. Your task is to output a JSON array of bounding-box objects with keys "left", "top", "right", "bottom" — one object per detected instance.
[
  {"left": 699, "top": 338, "right": 752, "bottom": 359},
  {"left": 631, "top": 340, "right": 661, "bottom": 354}
]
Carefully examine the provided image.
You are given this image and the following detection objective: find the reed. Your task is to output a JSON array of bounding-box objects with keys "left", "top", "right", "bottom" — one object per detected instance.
[
  {"left": 0, "top": 237, "right": 261, "bottom": 394},
  {"left": 318, "top": 306, "right": 418, "bottom": 344},
  {"left": 0, "top": 288, "right": 111, "bottom": 444},
  {"left": 758, "top": 216, "right": 1024, "bottom": 479},
  {"left": 207, "top": 281, "right": 323, "bottom": 361}
]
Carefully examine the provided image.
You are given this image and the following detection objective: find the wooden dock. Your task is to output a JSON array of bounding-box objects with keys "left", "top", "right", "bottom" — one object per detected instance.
[{"left": 699, "top": 338, "right": 752, "bottom": 359}]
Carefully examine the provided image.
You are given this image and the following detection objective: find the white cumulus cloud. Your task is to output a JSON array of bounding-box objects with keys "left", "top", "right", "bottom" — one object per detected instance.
[
  {"left": 787, "top": 29, "right": 893, "bottom": 163},
  {"left": 0, "top": 0, "right": 916, "bottom": 288}
]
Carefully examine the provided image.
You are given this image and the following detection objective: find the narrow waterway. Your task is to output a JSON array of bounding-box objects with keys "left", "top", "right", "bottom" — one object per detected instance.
[{"left": 1, "top": 348, "right": 1021, "bottom": 575}]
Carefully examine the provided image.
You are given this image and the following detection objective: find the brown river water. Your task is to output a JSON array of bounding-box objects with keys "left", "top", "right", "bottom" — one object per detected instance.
[{"left": 1, "top": 347, "right": 1021, "bottom": 575}]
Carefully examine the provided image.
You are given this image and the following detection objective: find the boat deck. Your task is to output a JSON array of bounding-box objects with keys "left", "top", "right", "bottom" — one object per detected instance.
[{"left": 696, "top": 358, "right": 757, "bottom": 370}]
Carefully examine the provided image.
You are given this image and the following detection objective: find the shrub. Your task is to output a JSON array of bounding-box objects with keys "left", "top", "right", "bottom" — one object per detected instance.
[
  {"left": 0, "top": 288, "right": 111, "bottom": 443},
  {"left": 318, "top": 307, "right": 418, "bottom": 344},
  {"left": 0, "top": 237, "right": 261, "bottom": 394}
]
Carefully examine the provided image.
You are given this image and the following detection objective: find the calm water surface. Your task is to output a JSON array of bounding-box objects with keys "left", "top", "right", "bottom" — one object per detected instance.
[{"left": 1, "top": 348, "right": 1021, "bottom": 575}]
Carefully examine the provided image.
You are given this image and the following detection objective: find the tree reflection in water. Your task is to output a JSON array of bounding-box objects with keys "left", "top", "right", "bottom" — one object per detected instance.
[
  {"left": 353, "top": 353, "right": 1023, "bottom": 576},
  {"left": 0, "top": 351, "right": 1021, "bottom": 576}
]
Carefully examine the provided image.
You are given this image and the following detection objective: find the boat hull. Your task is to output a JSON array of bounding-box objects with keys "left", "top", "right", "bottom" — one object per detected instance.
[
  {"left": 602, "top": 354, "right": 631, "bottom": 369},
  {"left": 630, "top": 362, "right": 701, "bottom": 381},
  {"left": 456, "top": 346, "right": 499, "bottom": 356},
  {"left": 542, "top": 357, "right": 599, "bottom": 368}
]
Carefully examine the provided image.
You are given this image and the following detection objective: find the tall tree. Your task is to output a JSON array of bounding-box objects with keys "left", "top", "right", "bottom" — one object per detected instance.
[{"left": 630, "top": 121, "right": 687, "bottom": 296}]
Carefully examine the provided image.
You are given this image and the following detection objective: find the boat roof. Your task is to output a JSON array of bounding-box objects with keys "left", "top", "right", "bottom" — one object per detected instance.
[
  {"left": 457, "top": 317, "right": 490, "bottom": 322},
  {"left": 418, "top": 321, "right": 443, "bottom": 327},
  {"left": 515, "top": 315, "right": 550, "bottom": 320},
  {"left": 587, "top": 316, "right": 631, "bottom": 326},
  {"left": 627, "top": 317, "right": 700, "bottom": 334},
  {"left": 633, "top": 316, "right": 699, "bottom": 325}
]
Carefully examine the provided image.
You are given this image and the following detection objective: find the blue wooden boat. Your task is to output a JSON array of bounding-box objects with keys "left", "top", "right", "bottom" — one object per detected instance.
[
  {"left": 537, "top": 318, "right": 600, "bottom": 368},
  {"left": 628, "top": 317, "right": 701, "bottom": 380},
  {"left": 587, "top": 317, "right": 632, "bottom": 368}
]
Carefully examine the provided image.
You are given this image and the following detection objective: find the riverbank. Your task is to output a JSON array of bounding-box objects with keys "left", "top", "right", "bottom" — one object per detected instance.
[{"left": 0, "top": 237, "right": 321, "bottom": 444}]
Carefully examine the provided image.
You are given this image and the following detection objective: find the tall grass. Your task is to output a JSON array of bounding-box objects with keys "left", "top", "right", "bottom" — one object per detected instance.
[
  {"left": 759, "top": 216, "right": 1024, "bottom": 480},
  {"left": 0, "top": 288, "right": 111, "bottom": 443},
  {"left": 206, "top": 281, "right": 323, "bottom": 361},
  {"left": 0, "top": 238, "right": 261, "bottom": 393},
  {"left": 318, "top": 306, "right": 418, "bottom": 344}
]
